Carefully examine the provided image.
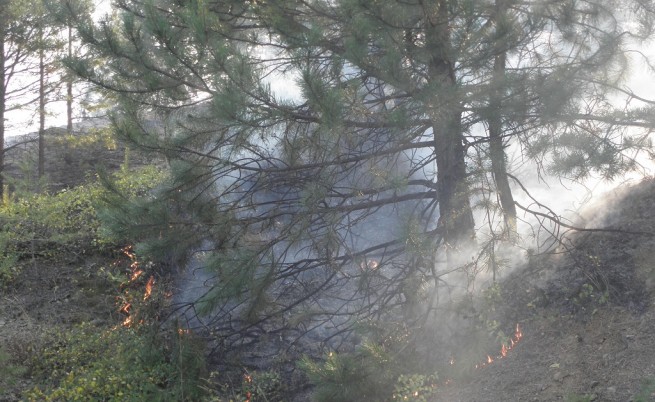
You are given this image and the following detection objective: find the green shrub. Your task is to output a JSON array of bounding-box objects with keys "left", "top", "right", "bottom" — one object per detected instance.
[
  {"left": 0, "top": 165, "right": 166, "bottom": 266},
  {"left": 300, "top": 335, "right": 439, "bottom": 402},
  {"left": 565, "top": 394, "right": 595, "bottom": 402},
  {"left": 221, "top": 369, "right": 284, "bottom": 402},
  {"left": 392, "top": 374, "right": 438, "bottom": 402},
  {"left": 634, "top": 378, "right": 655, "bottom": 402},
  {"left": 0, "top": 230, "right": 19, "bottom": 287},
  {"left": 0, "top": 345, "right": 26, "bottom": 396},
  {"left": 25, "top": 322, "right": 207, "bottom": 401}
]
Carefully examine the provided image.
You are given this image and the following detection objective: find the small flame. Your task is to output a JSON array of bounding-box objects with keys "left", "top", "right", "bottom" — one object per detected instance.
[
  {"left": 359, "top": 259, "right": 379, "bottom": 271},
  {"left": 473, "top": 323, "right": 524, "bottom": 370},
  {"left": 501, "top": 343, "right": 508, "bottom": 357},
  {"left": 144, "top": 276, "right": 155, "bottom": 300},
  {"left": 244, "top": 373, "right": 253, "bottom": 402},
  {"left": 122, "top": 316, "right": 133, "bottom": 327},
  {"left": 119, "top": 303, "right": 132, "bottom": 315},
  {"left": 130, "top": 269, "right": 144, "bottom": 282}
]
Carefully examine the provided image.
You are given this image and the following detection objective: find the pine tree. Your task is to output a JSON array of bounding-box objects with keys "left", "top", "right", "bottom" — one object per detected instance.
[
  {"left": 32, "top": 0, "right": 66, "bottom": 179},
  {"left": 45, "top": 0, "right": 94, "bottom": 134},
  {"left": 0, "top": 0, "right": 50, "bottom": 198},
  {"left": 69, "top": 0, "right": 655, "bottom": 360}
]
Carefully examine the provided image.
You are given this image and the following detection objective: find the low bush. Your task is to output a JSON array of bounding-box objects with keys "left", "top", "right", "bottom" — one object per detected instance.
[
  {"left": 634, "top": 378, "right": 655, "bottom": 402},
  {"left": 25, "top": 322, "right": 207, "bottom": 401},
  {"left": 300, "top": 323, "right": 439, "bottom": 402},
  {"left": 0, "top": 345, "right": 26, "bottom": 396},
  {"left": 0, "top": 165, "right": 166, "bottom": 287}
]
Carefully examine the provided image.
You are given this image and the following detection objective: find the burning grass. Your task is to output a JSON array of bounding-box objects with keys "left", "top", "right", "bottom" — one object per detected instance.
[
  {"left": 473, "top": 323, "right": 523, "bottom": 370},
  {"left": 21, "top": 246, "right": 208, "bottom": 401}
]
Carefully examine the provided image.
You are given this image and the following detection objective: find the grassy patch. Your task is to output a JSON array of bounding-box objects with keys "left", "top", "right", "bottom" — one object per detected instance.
[{"left": 25, "top": 323, "right": 207, "bottom": 401}]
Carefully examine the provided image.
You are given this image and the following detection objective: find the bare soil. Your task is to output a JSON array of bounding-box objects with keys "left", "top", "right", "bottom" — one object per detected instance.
[
  {"left": 0, "top": 255, "right": 121, "bottom": 401},
  {"left": 434, "top": 179, "right": 655, "bottom": 401}
]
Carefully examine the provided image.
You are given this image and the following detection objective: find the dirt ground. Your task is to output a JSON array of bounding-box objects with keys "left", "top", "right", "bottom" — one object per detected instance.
[
  {"left": 434, "top": 179, "right": 655, "bottom": 401},
  {"left": 433, "top": 307, "right": 655, "bottom": 401},
  {"left": 2, "top": 177, "right": 655, "bottom": 401},
  {"left": 0, "top": 255, "right": 121, "bottom": 401}
]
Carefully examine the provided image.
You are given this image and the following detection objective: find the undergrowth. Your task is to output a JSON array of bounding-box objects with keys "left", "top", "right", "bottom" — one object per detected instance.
[
  {"left": 24, "top": 323, "right": 207, "bottom": 401},
  {"left": 0, "top": 346, "right": 26, "bottom": 397},
  {"left": 300, "top": 322, "right": 440, "bottom": 402},
  {"left": 0, "top": 165, "right": 165, "bottom": 288}
]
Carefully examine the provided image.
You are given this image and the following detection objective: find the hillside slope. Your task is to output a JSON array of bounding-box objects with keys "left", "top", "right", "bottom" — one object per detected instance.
[{"left": 434, "top": 179, "right": 655, "bottom": 401}]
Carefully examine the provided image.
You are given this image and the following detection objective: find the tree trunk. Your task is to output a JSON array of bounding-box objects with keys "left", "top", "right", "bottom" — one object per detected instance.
[
  {"left": 489, "top": 50, "right": 517, "bottom": 236},
  {"left": 425, "top": 0, "right": 475, "bottom": 248},
  {"left": 38, "top": 30, "right": 45, "bottom": 179},
  {"left": 67, "top": 24, "right": 73, "bottom": 135},
  {"left": 0, "top": 16, "right": 5, "bottom": 201},
  {"left": 489, "top": 0, "right": 517, "bottom": 237}
]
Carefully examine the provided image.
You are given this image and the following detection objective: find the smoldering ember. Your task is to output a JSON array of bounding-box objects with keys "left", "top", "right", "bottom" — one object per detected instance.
[{"left": 2, "top": 1, "right": 655, "bottom": 401}]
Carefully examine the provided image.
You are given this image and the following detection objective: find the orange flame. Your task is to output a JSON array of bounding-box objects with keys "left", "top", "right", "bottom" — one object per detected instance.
[
  {"left": 130, "top": 268, "right": 144, "bottom": 282},
  {"left": 113, "top": 246, "right": 159, "bottom": 329},
  {"left": 244, "top": 374, "right": 253, "bottom": 402},
  {"left": 144, "top": 276, "right": 155, "bottom": 300},
  {"left": 501, "top": 343, "right": 508, "bottom": 357},
  {"left": 472, "top": 323, "right": 524, "bottom": 370},
  {"left": 119, "top": 303, "right": 132, "bottom": 315}
]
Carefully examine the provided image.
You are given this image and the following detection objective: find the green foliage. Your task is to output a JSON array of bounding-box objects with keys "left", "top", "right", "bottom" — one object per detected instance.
[
  {"left": 0, "top": 230, "right": 19, "bottom": 287},
  {"left": 0, "top": 165, "right": 165, "bottom": 259},
  {"left": 25, "top": 323, "right": 207, "bottom": 401},
  {"left": 238, "top": 370, "right": 283, "bottom": 402},
  {"left": 0, "top": 345, "right": 27, "bottom": 396},
  {"left": 55, "top": 126, "right": 118, "bottom": 151},
  {"left": 300, "top": 345, "right": 393, "bottom": 402},
  {"left": 0, "top": 166, "right": 165, "bottom": 287},
  {"left": 300, "top": 324, "right": 440, "bottom": 402},
  {"left": 456, "top": 283, "right": 511, "bottom": 347},
  {"left": 573, "top": 282, "right": 609, "bottom": 308},
  {"left": 633, "top": 378, "right": 655, "bottom": 402},
  {"left": 565, "top": 394, "right": 595, "bottom": 402},
  {"left": 392, "top": 374, "right": 438, "bottom": 402}
]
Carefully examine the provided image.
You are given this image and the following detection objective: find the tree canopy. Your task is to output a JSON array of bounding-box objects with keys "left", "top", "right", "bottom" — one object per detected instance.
[{"left": 70, "top": 0, "right": 655, "bottom": 357}]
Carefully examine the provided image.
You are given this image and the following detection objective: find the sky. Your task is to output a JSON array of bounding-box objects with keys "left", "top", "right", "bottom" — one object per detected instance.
[{"left": 4, "top": 0, "right": 112, "bottom": 140}]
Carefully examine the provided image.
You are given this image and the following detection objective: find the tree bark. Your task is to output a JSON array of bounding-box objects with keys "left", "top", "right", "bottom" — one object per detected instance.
[
  {"left": 0, "top": 11, "right": 5, "bottom": 201},
  {"left": 67, "top": 24, "right": 73, "bottom": 135},
  {"left": 38, "top": 28, "right": 45, "bottom": 179},
  {"left": 489, "top": 51, "right": 517, "bottom": 236},
  {"left": 489, "top": 0, "right": 517, "bottom": 237},
  {"left": 425, "top": 0, "right": 475, "bottom": 248}
]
